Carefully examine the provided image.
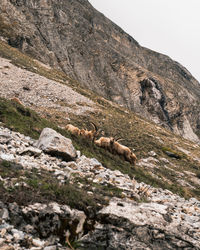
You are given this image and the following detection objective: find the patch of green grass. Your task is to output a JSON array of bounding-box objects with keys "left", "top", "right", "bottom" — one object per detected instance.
[
  {"left": 0, "top": 164, "right": 102, "bottom": 216},
  {"left": 132, "top": 167, "right": 192, "bottom": 199},
  {"left": 73, "top": 176, "right": 123, "bottom": 199},
  {"left": 0, "top": 159, "right": 23, "bottom": 178},
  {"left": 0, "top": 97, "right": 58, "bottom": 139},
  {"left": 0, "top": 96, "right": 198, "bottom": 200},
  {"left": 162, "top": 146, "right": 186, "bottom": 159},
  {"left": 0, "top": 95, "right": 195, "bottom": 199}
]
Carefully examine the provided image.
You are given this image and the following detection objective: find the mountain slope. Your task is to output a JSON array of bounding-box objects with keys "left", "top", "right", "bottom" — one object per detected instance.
[
  {"left": 0, "top": 42, "right": 200, "bottom": 200},
  {"left": 0, "top": 39, "right": 200, "bottom": 248},
  {"left": 0, "top": 0, "right": 200, "bottom": 142},
  {"left": 0, "top": 70, "right": 200, "bottom": 249}
]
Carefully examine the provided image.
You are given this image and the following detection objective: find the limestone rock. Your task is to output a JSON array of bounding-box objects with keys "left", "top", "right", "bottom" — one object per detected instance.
[
  {"left": 80, "top": 198, "right": 200, "bottom": 249},
  {"left": 18, "top": 147, "right": 42, "bottom": 157},
  {"left": 36, "top": 128, "right": 77, "bottom": 161}
]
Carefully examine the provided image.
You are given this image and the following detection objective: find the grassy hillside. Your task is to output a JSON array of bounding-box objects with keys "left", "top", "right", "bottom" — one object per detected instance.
[
  {"left": 0, "top": 97, "right": 200, "bottom": 201},
  {"left": 0, "top": 41, "right": 200, "bottom": 201}
]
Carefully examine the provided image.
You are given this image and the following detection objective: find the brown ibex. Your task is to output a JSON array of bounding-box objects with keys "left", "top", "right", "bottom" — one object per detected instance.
[
  {"left": 94, "top": 136, "right": 114, "bottom": 152},
  {"left": 110, "top": 139, "right": 137, "bottom": 165},
  {"left": 65, "top": 124, "right": 81, "bottom": 136},
  {"left": 10, "top": 97, "right": 23, "bottom": 105},
  {"left": 80, "top": 122, "right": 100, "bottom": 142}
]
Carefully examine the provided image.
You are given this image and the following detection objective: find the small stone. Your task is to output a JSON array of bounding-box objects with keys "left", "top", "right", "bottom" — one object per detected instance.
[
  {"left": 24, "top": 224, "right": 35, "bottom": 234},
  {"left": 0, "top": 153, "right": 15, "bottom": 161},
  {"left": 113, "top": 170, "right": 123, "bottom": 177},
  {"left": 87, "top": 191, "right": 93, "bottom": 195},
  {"left": 148, "top": 151, "right": 157, "bottom": 157},
  {"left": 43, "top": 246, "right": 57, "bottom": 250},
  {"left": 5, "top": 233, "right": 13, "bottom": 242},
  {"left": 0, "top": 237, "right": 5, "bottom": 245},
  {"left": 0, "top": 228, "right": 7, "bottom": 237},
  {"left": 30, "top": 247, "right": 43, "bottom": 250},
  {"left": 11, "top": 229, "right": 24, "bottom": 241},
  {"left": 1, "top": 208, "right": 9, "bottom": 220},
  {"left": 49, "top": 202, "right": 62, "bottom": 214},
  {"left": 32, "top": 238, "right": 45, "bottom": 247},
  {"left": 159, "top": 157, "right": 170, "bottom": 164},
  {"left": 76, "top": 150, "right": 81, "bottom": 158},
  {"left": 0, "top": 224, "right": 13, "bottom": 231}
]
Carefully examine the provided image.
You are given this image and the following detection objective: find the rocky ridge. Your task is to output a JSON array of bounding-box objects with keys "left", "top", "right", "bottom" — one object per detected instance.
[
  {"left": 0, "top": 126, "right": 200, "bottom": 249},
  {"left": 0, "top": 0, "right": 200, "bottom": 141}
]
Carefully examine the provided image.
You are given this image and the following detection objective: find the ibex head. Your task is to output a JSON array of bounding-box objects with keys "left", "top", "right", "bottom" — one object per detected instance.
[{"left": 90, "top": 122, "right": 101, "bottom": 139}]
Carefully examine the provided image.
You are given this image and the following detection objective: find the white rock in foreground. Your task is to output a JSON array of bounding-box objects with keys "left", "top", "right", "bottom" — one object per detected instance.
[{"left": 36, "top": 128, "right": 77, "bottom": 161}]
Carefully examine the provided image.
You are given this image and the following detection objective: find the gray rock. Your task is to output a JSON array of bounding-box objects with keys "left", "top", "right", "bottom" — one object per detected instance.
[
  {"left": 164, "top": 150, "right": 181, "bottom": 159},
  {"left": 80, "top": 198, "right": 200, "bottom": 249},
  {"left": 11, "top": 229, "right": 24, "bottom": 242},
  {"left": 19, "top": 202, "right": 86, "bottom": 240},
  {"left": 36, "top": 128, "right": 77, "bottom": 161},
  {"left": 148, "top": 151, "right": 157, "bottom": 157},
  {"left": 18, "top": 147, "right": 42, "bottom": 157},
  {"left": 32, "top": 238, "right": 45, "bottom": 247},
  {"left": 0, "top": 153, "right": 15, "bottom": 162},
  {"left": 76, "top": 150, "right": 81, "bottom": 158},
  {"left": 1, "top": 208, "right": 9, "bottom": 221},
  {"left": 43, "top": 246, "right": 57, "bottom": 250}
]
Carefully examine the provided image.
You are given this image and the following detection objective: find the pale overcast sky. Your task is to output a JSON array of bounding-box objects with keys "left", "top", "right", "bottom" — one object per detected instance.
[{"left": 89, "top": 0, "right": 200, "bottom": 83}]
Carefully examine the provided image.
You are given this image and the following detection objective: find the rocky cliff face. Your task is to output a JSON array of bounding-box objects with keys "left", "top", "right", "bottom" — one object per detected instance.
[{"left": 0, "top": 0, "right": 200, "bottom": 141}]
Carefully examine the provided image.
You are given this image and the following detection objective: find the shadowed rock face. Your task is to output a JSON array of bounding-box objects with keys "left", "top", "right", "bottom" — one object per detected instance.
[{"left": 0, "top": 0, "right": 200, "bottom": 141}]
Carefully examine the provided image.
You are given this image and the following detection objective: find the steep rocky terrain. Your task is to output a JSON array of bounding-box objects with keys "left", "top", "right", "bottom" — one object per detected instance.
[
  {"left": 0, "top": 126, "right": 200, "bottom": 249},
  {"left": 0, "top": 41, "right": 200, "bottom": 248},
  {"left": 0, "top": 1, "right": 200, "bottom": 249},
  {"left": 0, "top": 0, "right": 200, "bottom": 141}
]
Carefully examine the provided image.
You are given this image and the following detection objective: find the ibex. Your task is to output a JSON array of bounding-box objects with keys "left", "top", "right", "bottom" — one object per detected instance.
[
  {"left": 80, "top": 122, "right": 100, "bottom": 142},
  {"left": 110, "top": 139, "right": 137, "bottom": 165},
  {"left": 66, "top": 124, "right": 81, "bottom": 136},
  {"left": 94, "top": 136, "right": 114, "bottom": 152},
  {"left": 10, "top": 97, "right": 23, "bottom": 105}
]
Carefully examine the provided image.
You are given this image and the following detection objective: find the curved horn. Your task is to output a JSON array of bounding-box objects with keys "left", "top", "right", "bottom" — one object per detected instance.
[
  {"left": 90, "top": 122, "right": 97, "bottom": 131},
  {"left": 116, "top": 138, "right": 124, "bottom": 142}
]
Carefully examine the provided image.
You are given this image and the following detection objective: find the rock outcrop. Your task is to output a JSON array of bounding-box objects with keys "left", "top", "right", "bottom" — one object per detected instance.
[
  {"left": 81, "top": 197, "right": 200, "bottom": 249},
  {"left": 0, "top": 201, "right": 86, "bottom": 250},
  {"left": 36, "top": 128, "right": 77, "bottom": 161},
  {"left": 0, "top": 0, "right": 200, "bottom": 141}
]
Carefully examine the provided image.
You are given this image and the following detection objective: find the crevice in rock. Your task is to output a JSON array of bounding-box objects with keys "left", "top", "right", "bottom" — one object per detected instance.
[{"left": 139, "top": 78, "right": 173, "bottom": 130}]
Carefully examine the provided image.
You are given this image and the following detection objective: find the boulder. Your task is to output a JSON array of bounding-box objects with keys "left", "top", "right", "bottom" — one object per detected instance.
[
  {"left": 80, "top": 198, "right": 200, "bottom": 249},
  {"left": 21, "top": 202, "right": 86, "bottom": 240},
  {"left": 36, "top": 128, "right": 77, "bottom": 161}
]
